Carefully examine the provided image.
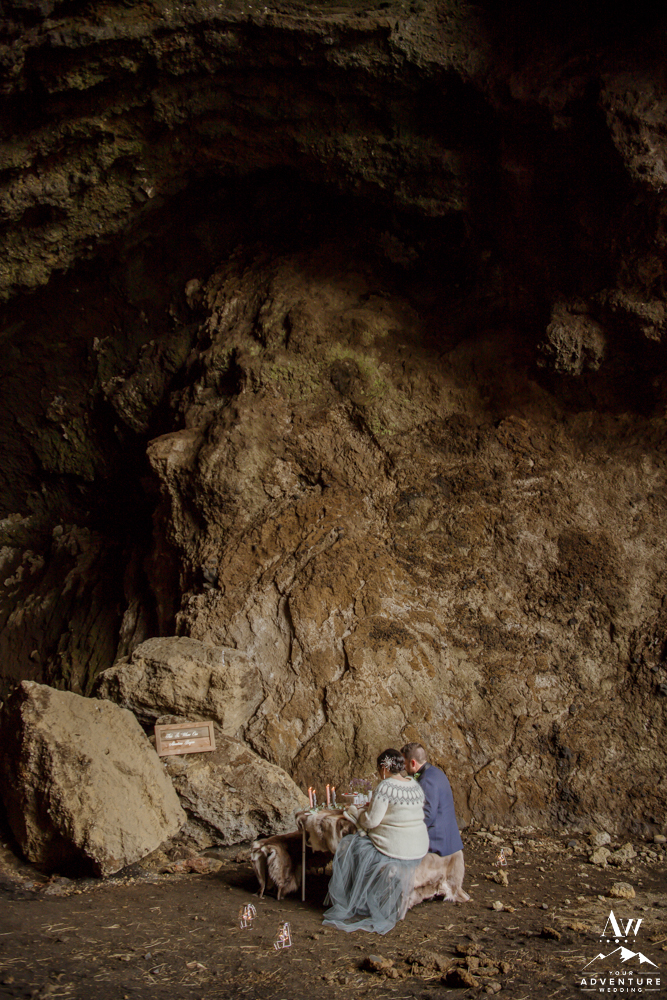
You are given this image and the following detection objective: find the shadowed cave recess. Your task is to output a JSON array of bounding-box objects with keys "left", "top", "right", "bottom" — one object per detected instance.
[{"left": 1, "top": 0, "right": 667, "bottom": 838}]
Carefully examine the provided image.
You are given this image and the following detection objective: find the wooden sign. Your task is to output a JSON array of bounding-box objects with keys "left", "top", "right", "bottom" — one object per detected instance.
[{"left": 154, "top": 721, "right": 216, "bottom": 757}]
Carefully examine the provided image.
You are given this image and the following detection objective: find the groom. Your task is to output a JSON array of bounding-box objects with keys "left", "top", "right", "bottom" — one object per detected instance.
[{"left": 401, "top": 742, "right": 464, "bottom": 856}]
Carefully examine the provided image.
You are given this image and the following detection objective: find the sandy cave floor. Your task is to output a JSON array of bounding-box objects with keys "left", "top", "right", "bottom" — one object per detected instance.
[{"left": 0, "top": 831, "right": 666, "bottom": 1000}]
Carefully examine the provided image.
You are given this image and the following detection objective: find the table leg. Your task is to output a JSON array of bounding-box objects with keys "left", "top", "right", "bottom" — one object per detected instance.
[{"left": 301, "top": 826, "right": 306, "bottom": 901}]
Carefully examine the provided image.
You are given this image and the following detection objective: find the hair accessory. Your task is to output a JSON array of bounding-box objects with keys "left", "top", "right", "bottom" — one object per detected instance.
[{"left": 380, "top": 755, "right": 394, "bottom": 771}]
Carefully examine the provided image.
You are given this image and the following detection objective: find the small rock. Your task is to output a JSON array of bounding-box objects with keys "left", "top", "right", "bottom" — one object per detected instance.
[
  {"left": 477, "top": 832, "right": 503, "bottom": 844},
  {"left": 567, "top": 839, "right": 580, "bottom": 849},
  {"left": 590, "top": 846, "right": 611, "bottom": 866},
  {"left": 365, "top": 955, "right": 393, "bottom": 972},
  {"left": 589, "top": 831, "right": 611, "bottom": 848},
  {"left": 42, "top": 877, "right": 73, "bottom": 897},
  {"left": 485, "top": 981, "right": 502, "bottom": 995},
  {"left": 456, "top": 944, "right": 482, "bottom": 957},
  {"left": 611, "top": 842, "right": 637, "bottom": 863},
  {"left": 608, "top": 882, "right": 635, "bottom": 899},
  {"left": 166, "top": 845, "right": 198, "bottom": 861},
  {"left": 443, "top": 968, "right": 478, "bottom": 989},
  {"left": 654, "top": 834, "right": 666, "bottom": 844},
  {"left": 138, "top": 849, "right": 171, "bottom": 871},
  {"left": 406, "top": 950, "right": 452, "bottom": 972},
  {"left": 491, "top": 900, "right": 504, "bottom": 910}
]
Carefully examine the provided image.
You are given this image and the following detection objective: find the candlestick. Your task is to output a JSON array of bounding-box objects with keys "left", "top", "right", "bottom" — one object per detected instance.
[
  {"left": 308, "top": 787, "right": 313, "bottom": 807},
  {"left": 332, "top": 786, "right": 336, "bottom": 806},
  {"left": 313, "top": 791, "right": 317, "bottom": 807},
  {"left": 326, "top": 784, "right": 331, "bottom": 807}
]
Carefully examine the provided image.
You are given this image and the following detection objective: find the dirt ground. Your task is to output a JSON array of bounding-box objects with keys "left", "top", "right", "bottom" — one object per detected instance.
[{"left": 1, "top": 829, "right": 665, "bottom": 1000}]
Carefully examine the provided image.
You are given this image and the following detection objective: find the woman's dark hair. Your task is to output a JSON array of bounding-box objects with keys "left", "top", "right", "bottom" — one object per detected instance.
[{"left": 376, "top": 748, "right": 405, "bottom": 774}]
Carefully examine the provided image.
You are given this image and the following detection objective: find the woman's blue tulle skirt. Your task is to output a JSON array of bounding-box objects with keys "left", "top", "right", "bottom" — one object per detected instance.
[{"left": 322, "top": 834, "right": 421, "bottom": 935}]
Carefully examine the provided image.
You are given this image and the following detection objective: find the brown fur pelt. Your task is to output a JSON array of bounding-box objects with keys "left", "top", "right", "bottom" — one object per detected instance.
[
  {"left": 250, "top": 830, "right": 330, "bottom": 900},
  {"left": 404, "top": 850, "right": 470, "bottom": 912},
  {"left": 295, "top": 810, "right": 356, "bottom": 853}
]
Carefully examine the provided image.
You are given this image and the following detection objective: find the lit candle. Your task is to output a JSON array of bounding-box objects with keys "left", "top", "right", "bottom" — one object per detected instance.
[
  {"left": 313, "top": 790, "right": 317, "bottom": 807},
  {"left": 332, "top": 786, "right": 336, "bottom": 806},
  {"left": 326, "top": 784, "right": 331, "bottom": 807},
  {"left": 308, "top": 787, "right": 313, "bottom": 807}
]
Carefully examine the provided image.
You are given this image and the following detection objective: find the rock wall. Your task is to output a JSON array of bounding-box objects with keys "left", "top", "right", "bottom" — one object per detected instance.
[
  {"left": 137, "top": 250, "right": 667, "bottom": 835},
  {"left": 1, "top": 1, "right": 667, "bottom": 837}
]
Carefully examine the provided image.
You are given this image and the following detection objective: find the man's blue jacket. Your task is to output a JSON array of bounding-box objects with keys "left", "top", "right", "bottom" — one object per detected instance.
[{"left": 415, "top": 762, "right": 464, "bottom": 856}]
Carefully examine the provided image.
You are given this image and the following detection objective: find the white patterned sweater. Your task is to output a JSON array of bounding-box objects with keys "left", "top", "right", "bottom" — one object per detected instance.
[{"left": 346, "top": 777, "right": 429, "bottom": 860}]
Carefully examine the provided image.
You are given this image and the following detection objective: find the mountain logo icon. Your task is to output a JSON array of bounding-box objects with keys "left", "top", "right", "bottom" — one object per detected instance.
[{"left": 582, "top": 945, "right": 659, "bottom": 971}]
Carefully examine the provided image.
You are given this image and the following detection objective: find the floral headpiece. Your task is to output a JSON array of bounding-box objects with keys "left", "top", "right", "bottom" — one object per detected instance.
[{"left": 380, "top": 755, "right": 394, "bottom": 771}]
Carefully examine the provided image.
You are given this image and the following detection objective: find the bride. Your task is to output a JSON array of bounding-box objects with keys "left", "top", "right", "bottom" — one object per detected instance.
[{"left": 322, "top": 748, "right": 428, "bottom": 934}]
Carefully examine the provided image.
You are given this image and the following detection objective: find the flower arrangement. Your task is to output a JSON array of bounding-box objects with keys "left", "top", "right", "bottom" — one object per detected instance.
[{"left": 349, "top": 777, "right": 373, "bottom": 793}]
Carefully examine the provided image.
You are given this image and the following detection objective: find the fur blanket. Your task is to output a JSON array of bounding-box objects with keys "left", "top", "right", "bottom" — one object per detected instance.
[
  {"left": 294, "top": 809, "right": 356, "bottom": 853},
  {"left": 405, "top": 849, "right": 470, "bottom": 911}
]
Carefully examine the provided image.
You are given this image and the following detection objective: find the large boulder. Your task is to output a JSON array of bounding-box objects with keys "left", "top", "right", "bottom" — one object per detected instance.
[
  {"left": 0, "top": 681, "right": 186, "bottom": 875},
  {"left": 159, "top": 719, "right": 309, "bottom": 847},
  {"left": 94, "top": 637, "right": 264, "bottom": 736}
]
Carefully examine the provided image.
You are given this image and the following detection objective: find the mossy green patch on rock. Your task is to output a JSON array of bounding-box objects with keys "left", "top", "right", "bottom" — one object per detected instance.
[
  {"left": 327, "top": 344, "right": 389, "bottom": 399},
  {"left": 264, "top": 356, "right": 324, "bottom": 401}
]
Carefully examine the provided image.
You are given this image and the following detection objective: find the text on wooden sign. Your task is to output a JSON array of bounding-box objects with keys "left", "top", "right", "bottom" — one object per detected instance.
[{"left": 154, "top": 721, "right": 216, "bottom": 757}]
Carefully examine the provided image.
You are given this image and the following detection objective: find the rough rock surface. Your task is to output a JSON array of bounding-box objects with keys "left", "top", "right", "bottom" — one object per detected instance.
[
  {"left": 158, "top": 719, "right": 309, "bottom": 847},
  {"left": 0, "top": 681, "right": 186, "bottom": 875},
  {"left": 0, "top": 521, "right": 134, "bottom": 702},
  {"left": 94, "top": 636, "right": 263, "bottom": 735},
  {"left": 145, "top": 251, "right": 667, "bottom": 835}
]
